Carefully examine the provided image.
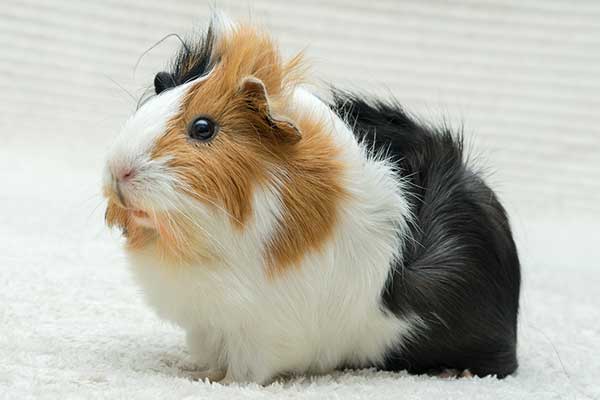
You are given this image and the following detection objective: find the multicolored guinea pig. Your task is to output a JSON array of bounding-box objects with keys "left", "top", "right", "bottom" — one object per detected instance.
[{"left": 103, "top": 13, "right": 521, "bottom": 384}]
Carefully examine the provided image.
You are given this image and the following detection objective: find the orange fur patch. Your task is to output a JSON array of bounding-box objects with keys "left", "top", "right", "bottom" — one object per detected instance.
[{"left": 263, "top": 118, "right": 347, "bottom": 277}]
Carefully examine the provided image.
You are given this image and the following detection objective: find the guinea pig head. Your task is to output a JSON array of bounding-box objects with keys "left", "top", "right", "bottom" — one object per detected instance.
[
  {"left": 104, "top": 18, "right": 345, "bottom": 272},
  {"left": 103, "top": 20, "right": 299, "bottom": 262}
]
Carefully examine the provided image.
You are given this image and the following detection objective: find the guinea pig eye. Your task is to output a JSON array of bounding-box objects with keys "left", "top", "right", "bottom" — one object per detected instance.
[{"left": 188, "top": 117, "right": 218, "bottom": 141}]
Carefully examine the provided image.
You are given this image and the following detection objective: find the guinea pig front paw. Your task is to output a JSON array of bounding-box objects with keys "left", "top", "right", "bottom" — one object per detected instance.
[
  {"left": 188, "top": 368, "right": 227, "bottom": 383},
  {"left": 217, "top": 366, "right": 276, "bottom": 386},
  {"left": 217, "top": 369, "right": 265, "bottom": 386},
  {"left": 435, "top": 368, "right": 474, "bottom": 379}
]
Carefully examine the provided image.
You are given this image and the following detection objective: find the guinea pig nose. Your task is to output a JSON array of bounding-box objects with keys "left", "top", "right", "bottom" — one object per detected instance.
[{"left": 117, "top": 168, "right": 136, "bottom": 182}]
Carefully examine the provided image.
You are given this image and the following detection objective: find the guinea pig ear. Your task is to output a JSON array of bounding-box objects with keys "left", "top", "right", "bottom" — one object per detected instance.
[
  {"left": 239, "top": 76, "right": 301, "bottom": 144},
  {"left": 154, "top": 72, "right": 176, "bottom": 94}
]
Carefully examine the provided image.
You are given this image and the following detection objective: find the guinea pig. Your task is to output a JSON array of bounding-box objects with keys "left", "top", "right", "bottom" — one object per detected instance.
[{"left": 103, "top": 13, "right": 521, "bottom": 384}]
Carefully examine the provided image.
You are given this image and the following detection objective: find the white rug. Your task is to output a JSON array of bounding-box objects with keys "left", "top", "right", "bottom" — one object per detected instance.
[{"left": 1, "top": 142, "right": 599, "bottom": 399}]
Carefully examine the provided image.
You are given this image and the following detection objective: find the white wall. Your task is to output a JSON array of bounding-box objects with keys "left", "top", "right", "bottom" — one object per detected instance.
[{"left": 1, "top": 0, "right": 599, "bottom": 218}]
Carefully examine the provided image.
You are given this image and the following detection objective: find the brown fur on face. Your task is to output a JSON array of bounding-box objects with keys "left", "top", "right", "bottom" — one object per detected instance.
[{"left": 145, "top": 22, "right": 347, "bottom": 273}]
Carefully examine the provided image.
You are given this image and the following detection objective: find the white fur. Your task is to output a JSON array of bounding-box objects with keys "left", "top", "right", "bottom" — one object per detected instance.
[
  {"left": 209, "top": 10, "right": 237, "bottom": 40},
  {"left": 107, "top": 78, "right": 419, "bottom": 383}
]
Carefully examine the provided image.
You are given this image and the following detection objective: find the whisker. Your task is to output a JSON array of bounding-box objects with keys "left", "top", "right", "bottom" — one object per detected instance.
[
  {"left": 103, "top": 74, "right": 137, "bottom": 104},
  {"left": 172, "top": 198, "right": 228, "bottom": 252},
  {"left": 133, "top": 33, "right": 189, "bottom": 79},
  {"left": 157, "top": 194, "right": 228, "bottom": 255},
  {"left": 178, "top": 184, "right": 244, "bottom": 226}
]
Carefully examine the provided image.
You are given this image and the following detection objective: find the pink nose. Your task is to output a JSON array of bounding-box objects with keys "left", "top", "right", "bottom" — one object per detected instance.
[{"left": 116, "top": 168, "right": 135, "bottom": 182}]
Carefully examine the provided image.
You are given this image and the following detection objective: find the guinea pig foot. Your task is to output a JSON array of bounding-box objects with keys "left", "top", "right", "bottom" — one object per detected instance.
[
  {"left": 435, "top": 368, "right": 473, "bottom": 379},
  {"left": 217, "top": 371, "right": 236, "bottom": 385},
  {"left": 189, "top": 369, "right": 227, "bottom": 382}
]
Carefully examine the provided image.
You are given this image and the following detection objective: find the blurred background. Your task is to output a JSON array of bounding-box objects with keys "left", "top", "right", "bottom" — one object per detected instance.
[
  {"left": 2, "top": 0, "right": 599, "bottom": 218},
  {"left": 1, "top": 1, "right": 599, "bottom": 398}
]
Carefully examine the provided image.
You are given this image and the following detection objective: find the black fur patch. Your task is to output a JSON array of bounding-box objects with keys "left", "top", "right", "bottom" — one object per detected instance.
[
  {"left": 153, "top": 23, "right": 218, "bottom": 94},
  {"left": 331, "top": 92, "right": 521, "bottom": 378}
]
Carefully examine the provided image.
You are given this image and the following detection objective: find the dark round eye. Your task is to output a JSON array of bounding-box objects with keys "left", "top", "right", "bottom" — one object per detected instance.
[{"left": 189, "top": 117, "right": 218, "bottom": 141}]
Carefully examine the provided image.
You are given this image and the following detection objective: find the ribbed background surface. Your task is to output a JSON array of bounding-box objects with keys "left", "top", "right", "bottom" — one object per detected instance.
[{"left": 1, "top": 0, "right": 599, "bottom": 217}]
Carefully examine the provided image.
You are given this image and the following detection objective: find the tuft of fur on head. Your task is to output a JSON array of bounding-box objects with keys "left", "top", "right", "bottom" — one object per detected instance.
[{"left": 154, "top": 13, "right": 306, "bottom": 108}]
